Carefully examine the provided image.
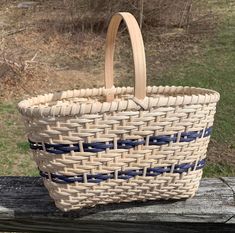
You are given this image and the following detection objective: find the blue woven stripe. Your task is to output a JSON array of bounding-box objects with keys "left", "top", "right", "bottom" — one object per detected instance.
[
  {"left": 29, "top": 127, "right": 212, "bottom": 154},
  {"left": 149, "top": 127, "right": 212, "bottom": 145},
  {"left": 40, "top": 159, "right": 205, "bottom": 184}
]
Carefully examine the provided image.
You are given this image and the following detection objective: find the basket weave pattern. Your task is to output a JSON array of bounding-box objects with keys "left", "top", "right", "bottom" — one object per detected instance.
[
  {"left": 18, "top": 13, "right": 219, "bottom": 211},
  {"left": 19, "top": 87, "right": 218, "bottom": 211}
]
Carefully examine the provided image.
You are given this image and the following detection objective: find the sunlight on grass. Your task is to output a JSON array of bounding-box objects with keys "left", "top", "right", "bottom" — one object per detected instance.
[
  {"left": 149, "top": 6, "right": 235, "bottom": 177},
  {"left": 153, "top": 14, "right": 235, "bottom": 146}
]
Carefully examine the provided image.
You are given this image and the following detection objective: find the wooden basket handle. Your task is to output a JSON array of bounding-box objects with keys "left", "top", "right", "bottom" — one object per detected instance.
[{"left": 105, "top": 12, "right": 146, "bottom": 101}]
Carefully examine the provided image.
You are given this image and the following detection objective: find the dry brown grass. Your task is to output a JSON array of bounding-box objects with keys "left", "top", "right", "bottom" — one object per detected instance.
[
  {"left": 0, "top": 0, "right": 218, "bottom": 100},
  {"left": 34, "top": 0, "right": 217, "bottom": 33}
]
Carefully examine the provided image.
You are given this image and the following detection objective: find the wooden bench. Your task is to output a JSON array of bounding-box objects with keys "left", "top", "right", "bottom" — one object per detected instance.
[{"left": 0, "top": 177, "right": 235, "bottom": 232}]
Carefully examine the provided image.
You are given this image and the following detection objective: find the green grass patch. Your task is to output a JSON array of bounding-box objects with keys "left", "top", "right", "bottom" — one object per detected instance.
[
  {"left": 203, "top": 163, "right": 235, "bottom": 177},
  {"left": 149, "top": 5, "right": 235, "bottom": 177},
  {"left": 0, "top": 102, "right": 37, "bottom": 176},
  {"left": 0, "top": 102, "right": 17, "bottom": 114},
  {"left": 152, "top": 14, "right": 235, "bottom": 146},
  {"left": 17, "top": 141, "right": 30, "bottom": 153},
  {"left": 0, "top": 141, "right": 7, "bottom": 150}
]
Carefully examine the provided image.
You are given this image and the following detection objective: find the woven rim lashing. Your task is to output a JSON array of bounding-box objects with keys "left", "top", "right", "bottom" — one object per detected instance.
[{"left": 18, "top": 86, "right": 220, "bottom": 118}]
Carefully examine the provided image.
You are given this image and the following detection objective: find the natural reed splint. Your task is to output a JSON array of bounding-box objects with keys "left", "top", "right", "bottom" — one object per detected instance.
[{"left": 18, "top": 12, "right": 220, "bottom": 212}]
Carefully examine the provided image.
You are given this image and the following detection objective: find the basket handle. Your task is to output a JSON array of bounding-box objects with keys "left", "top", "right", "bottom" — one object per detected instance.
[{"left": 105, "top": 12, "right": 146, "bottom": 101}]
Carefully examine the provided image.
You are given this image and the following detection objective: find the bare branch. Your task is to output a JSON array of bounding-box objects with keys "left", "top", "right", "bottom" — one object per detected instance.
[{"left": 139, "top": 0, "right": 144, "bottom": 30}]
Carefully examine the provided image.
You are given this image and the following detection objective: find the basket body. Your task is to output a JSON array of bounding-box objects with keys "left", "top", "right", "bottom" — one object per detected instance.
[
  {"left": 18, "top": 86, "right": 219, "bottom": 211},
  {"left": 18, "top": 12, "right": 220, "bottom": 211}
]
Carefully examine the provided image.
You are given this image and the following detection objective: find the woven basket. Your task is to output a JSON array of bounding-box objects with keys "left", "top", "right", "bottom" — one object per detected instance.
[{"left": 18, "top": 12, "right": 220, "bottom": 212}]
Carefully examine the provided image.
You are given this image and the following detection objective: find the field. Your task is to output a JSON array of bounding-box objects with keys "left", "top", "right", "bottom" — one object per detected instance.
[{"left": 0, "top": 0, "right": 234, "bottom": 177}]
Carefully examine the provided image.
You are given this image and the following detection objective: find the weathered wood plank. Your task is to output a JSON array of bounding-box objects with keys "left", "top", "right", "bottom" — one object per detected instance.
[
  {"left": 0, "top": 220, "right": 235, "bottom": 233},
  {"left": 0, "top": 177, "right": 235, "bottom": 232}
]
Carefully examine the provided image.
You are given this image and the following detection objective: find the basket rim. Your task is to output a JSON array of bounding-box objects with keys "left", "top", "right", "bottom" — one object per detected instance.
[{"left": 17, "top": 85, "right": 220, "bottom": 118}]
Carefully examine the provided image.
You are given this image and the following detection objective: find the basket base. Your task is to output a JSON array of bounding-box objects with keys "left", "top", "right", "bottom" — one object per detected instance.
[{"left": 43, "top": 170, "right": 202, "bottom": 212}]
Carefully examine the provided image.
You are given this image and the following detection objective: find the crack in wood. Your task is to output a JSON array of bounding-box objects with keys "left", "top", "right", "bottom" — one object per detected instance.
[
  {"left": 219, "top": 177, "right": 235, "bottom": 224},
  {"left": 219, "top": 177, "right": 235, "bottom": 202},
  {"left": 224, "top": 215, "right": 235, "bottom": 224}
]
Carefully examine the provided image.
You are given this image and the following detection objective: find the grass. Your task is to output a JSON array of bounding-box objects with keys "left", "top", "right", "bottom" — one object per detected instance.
[
  {"left": 0, "top": 102, "right": 38, "bottom": 176},
  {"left": 150, "top": 9, "right": 235, "bottom": 177},
  {"left": 203, "top": 163, "right": 235, "bottom": 177},
  {"left": 0, "top": 2, "right": 234, "bottom": 177},
  {"left": 152, "top": 16, "right": 235, "bottom": 146}
]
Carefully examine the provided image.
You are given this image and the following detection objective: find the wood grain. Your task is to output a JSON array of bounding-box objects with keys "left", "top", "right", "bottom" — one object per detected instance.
[{"left": 0, "top": 177, "right": 235, "bottom": 232}]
